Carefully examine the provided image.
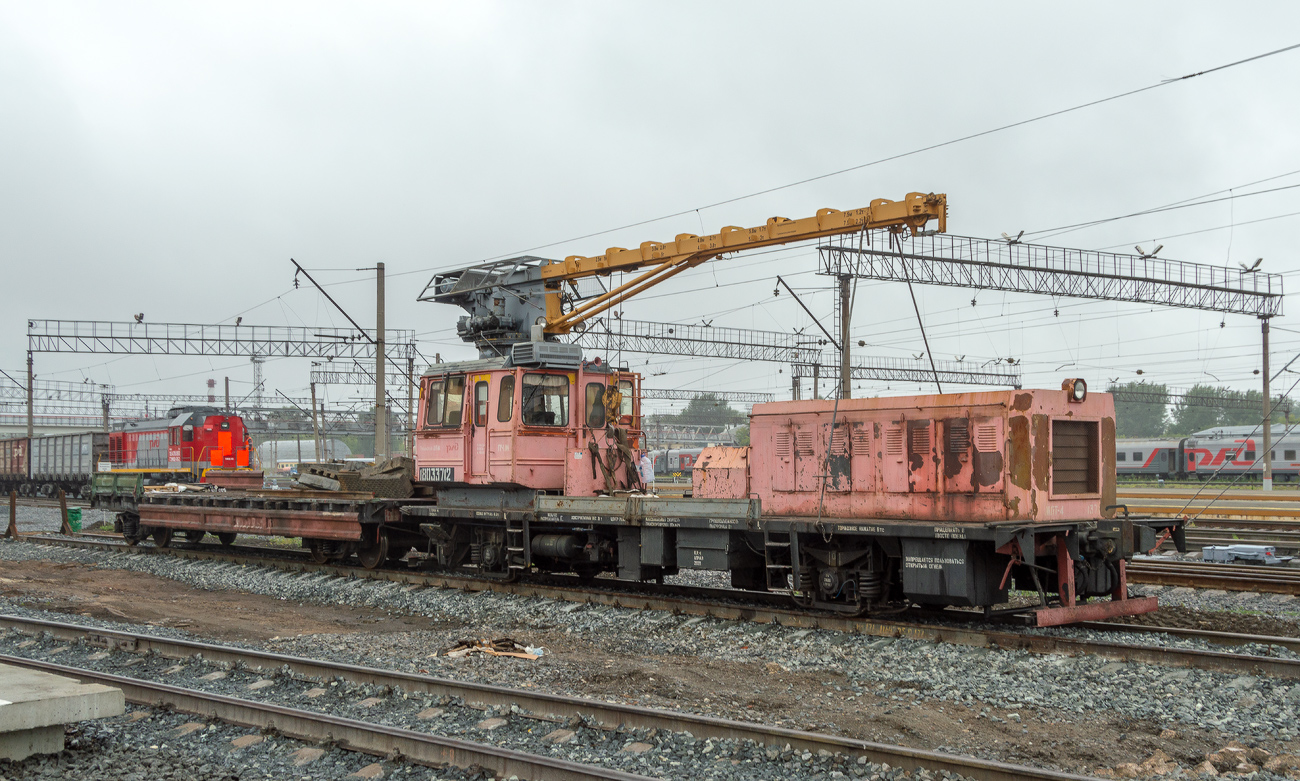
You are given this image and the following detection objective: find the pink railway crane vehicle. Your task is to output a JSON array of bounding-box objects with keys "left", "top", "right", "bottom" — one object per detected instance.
[{"left": 93, "top": 193, "right": 1185, "bottom": 625}]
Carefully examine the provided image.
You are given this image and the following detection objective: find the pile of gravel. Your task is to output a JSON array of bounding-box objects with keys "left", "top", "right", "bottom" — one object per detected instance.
[{"left": 1131, "top": 582, "right": 1300, "bottom": 619}]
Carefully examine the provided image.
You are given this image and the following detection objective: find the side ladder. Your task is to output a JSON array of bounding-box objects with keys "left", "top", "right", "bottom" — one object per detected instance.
[
  {"left": 505, "top": 516, "right": 529, "bottom": 574},
  {"left": 763, "top": 528, "right": 797, "bottom": 593}
]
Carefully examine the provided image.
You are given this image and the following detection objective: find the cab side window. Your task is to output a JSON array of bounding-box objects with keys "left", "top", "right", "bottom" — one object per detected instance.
[
  {"left": 443, "top": 376, "right": 466, "bottom": 426},
  {"left": 474, "top": 381, "right": 489, "bottom": 426},
  {"left": 423, "top": 379, "right": 444, "bottom": 428},
  {"left": 497, "top": 375, "right": 515, "bottom": 422},
  {"left": 585, "top": 382, "right": 606, "bottom": 428}
]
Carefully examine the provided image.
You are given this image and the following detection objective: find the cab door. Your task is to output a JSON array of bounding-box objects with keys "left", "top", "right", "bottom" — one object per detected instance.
[{"left": 470, "top": 375, "right": 491, "bottom": 478}]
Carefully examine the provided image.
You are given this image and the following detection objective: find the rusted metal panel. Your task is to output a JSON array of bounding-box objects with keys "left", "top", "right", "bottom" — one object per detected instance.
[
  {"left": 692, "top": 446, "right": 749, "bottom": 499},
  {"left": 138, "top": 505, "right": 362, "bottom": 541}
]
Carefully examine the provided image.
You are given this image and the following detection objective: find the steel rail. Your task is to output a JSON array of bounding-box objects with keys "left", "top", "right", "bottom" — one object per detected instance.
[
  {"left": 0, "top": 651, "right": 649, "bottom": 781},
  {"left": 1080, "top": 621, "right": 1300, "bottom": 654},
  {"left": 1124, "top": 504, "right": 1300, "bottom": 519},
  {"left": 13, "top": 534, "right": 1300, "bottom": 678},
  {"left": 1128, "top": 560, "right": 1300, "bottom": 594},
  {"left": 0, "top": 616, "right": 1097, "bottom": 781}
]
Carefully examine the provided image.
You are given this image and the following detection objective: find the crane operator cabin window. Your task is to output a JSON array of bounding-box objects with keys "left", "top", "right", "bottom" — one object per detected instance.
[{"left": 522, "top": 374, "right": 569, "bottom": 426}]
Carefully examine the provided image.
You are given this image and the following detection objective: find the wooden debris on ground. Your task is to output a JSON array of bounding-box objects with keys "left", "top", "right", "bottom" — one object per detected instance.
[{"left": 439, "top": 637, "right": 540, "bottom": 660}]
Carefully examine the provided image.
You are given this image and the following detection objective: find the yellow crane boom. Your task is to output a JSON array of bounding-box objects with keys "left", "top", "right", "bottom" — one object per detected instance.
[{"left": 540, "top": 192, "right": 947, "bottom": 334}]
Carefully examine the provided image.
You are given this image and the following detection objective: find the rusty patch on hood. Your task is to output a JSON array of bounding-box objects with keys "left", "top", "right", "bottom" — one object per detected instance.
[
  {"left": 1008, "top": 415, "right": 1031, "bottom": 490},
  {"left": 1032, "top": 414, "right": 1051, "bottom": 493},
  {"left": 1011, "top": 393, "right": 1033, "bottom": 411}
]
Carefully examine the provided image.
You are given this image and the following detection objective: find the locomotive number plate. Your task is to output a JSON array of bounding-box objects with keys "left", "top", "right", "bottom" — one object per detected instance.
[{"left": 420, "top": 466, "right": 455, "bottom": 481}]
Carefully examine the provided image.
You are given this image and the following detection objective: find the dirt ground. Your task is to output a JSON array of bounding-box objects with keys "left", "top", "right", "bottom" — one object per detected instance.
[
  {"left": 0, "top": 560, "right": 431, "bottom": 640},
  {"left": 0, "top": 557, "right": 1294, "bottom": 775}
]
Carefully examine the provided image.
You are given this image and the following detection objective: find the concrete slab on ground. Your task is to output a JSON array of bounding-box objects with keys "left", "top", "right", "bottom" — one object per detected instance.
[{"left": 0, "top": 661, "right": 125, "bottom": 761}]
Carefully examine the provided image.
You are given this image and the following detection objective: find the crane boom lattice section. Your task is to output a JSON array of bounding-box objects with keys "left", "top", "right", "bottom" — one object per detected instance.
[{"left": 820, "top": 233, "right": 1283, "bottom": 317}]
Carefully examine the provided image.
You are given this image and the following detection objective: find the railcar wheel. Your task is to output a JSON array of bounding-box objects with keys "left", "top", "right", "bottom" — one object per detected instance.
[
  {"left": 307, "top": 539, "right": 348, "bottom": 564},
  {"left": 357, "top": 531, "right": 389, "bottom": 571},
  {"left": 387, "top": 544, "right": 411, "bottom": 566},
  {"left": 153, "top": 527, "right": 174, "bottom": 548},
  {"left": 216, "top": 532, "right": 237, "bottom": 546},
  {"left": 182, "top": 530, "right": 205, "bottom": 544}
]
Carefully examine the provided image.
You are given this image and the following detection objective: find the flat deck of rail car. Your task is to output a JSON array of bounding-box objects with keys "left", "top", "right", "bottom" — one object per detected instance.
[{"left": 100, "top": 490, "right": 430, "bottom": 542}]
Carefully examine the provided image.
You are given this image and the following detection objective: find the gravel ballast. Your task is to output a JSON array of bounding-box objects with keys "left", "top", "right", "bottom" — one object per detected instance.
[{"left": 0, "top": 628, "right": 978, "bottom": 781}]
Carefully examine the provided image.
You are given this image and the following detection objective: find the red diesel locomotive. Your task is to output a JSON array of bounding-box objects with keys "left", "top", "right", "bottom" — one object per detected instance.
[{"left": 107, "top": 405, "right": 253, "bottom": 481}]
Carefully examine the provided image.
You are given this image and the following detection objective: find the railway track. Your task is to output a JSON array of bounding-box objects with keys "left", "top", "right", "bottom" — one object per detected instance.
[
  {"left": 1128, "top": 559, "right": 1300, "bottom": 594},
  {"left": 13, "top": 532, "right": 1300, "bottom": 677},
  {"left": 0, "top": 613, "right": 1106, "bottom": 781},
  {"left": 7, "top": 495, "right": 91, "bottom": 509}
]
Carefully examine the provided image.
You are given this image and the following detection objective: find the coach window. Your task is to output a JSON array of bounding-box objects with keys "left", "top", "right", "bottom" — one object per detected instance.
[
  {"left": 1245, "top": 448, "right": 1257, "bottom": 461},
  {"left": 1116, "top": 452, "right": 1126, "bottom": 461},
  {"left": 443, "top": 376, "right": 466, "bottom": 426},
  {"left": 522, "top": 373, "right": 569, "bottom": 426},
  {"left": 1132, "top": 451, "right": 1142, "bottom": 461},
  {"left": 1287, "top": 449, "right": 1297, "bottom": 460},
  {"left": 474, "top": 381, "right": 489, "bottom": 426},
  {"left": 585, "top": 382, "right": 607, "bottom": 428},
  {"left": 423, "top": 379, "right": 444, "bottom": 428},
  {"left": 497, "top": 375, "right": 515, "bottom": 422}
]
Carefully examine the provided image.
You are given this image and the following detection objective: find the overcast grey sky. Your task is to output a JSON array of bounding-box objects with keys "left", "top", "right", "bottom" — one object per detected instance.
[{"left": 3, "top": 2, "right": 1299, "bottom": 415}]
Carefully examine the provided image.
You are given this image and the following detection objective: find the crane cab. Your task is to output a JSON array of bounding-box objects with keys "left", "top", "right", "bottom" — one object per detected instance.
[{"left": 414, "top": 343, "right": 643, "bottom": 494}]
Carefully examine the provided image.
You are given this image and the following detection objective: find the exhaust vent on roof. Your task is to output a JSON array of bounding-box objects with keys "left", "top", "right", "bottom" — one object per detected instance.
[{"left": 510, "top": 341, "right": 583, "bottom": 369}]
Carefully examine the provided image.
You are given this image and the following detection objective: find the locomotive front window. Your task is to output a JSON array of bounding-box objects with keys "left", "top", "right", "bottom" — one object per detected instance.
[
  {"left": 443, "top": 376, "right": 466, "bottom": 426},
  {"left": 585, "top": 382, "right": 607, "bottom": 428},
  {"left": 497, "top": 375, "right": 515, "bottom": 422},
  {"left": 424, "top": 379, "right": 444, "bottom": 428},
  {"left": 522, "top": 373, "right": 569, "bottom": 426},
  {"left": 474, "top": 381, "right": 489, "bottom": 426}
]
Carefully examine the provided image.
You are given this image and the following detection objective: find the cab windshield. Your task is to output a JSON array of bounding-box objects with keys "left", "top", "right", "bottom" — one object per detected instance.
[{"left": 521, "top": 373, "right": 569, "bottom": 426}]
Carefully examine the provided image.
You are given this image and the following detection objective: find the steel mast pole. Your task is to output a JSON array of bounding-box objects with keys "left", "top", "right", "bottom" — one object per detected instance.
[
  {"left": 407, "top": 355, "right": 415, "bottom": 457},
  {"left": 1263, "top": 316, "right": 1273, "bottom": 491},
  {"left": 375, "top": 262, "right": 387, "bottom": 461},
  {"left": 309, "top": 382, "right": 323, "bottom": 463},
  {"left": 25, "top": 351, "right": 33, "bottom": 439},
  {"left": 839, "top": 275, "right": 852, "bottom": 400}
]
